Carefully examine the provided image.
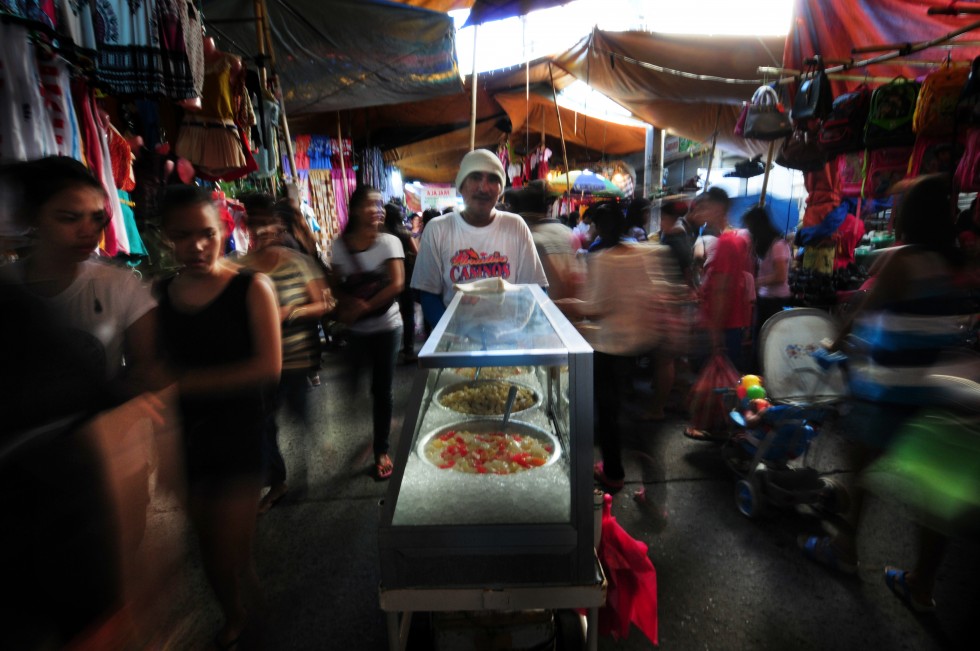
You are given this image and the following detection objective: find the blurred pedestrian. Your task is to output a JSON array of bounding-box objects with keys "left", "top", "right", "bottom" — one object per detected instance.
[
  {"left": 506, "top": 180, "right": 582, "bottom": 300},
  {"left": 801, "top": 175, "right": 979, "bottom": 613},
  {"left": 239, "top": 196, "right": 334, "bottom": 510},
  {"left": 329, "top": 185, "right": 405, "bottom": 480},
  {"left": 556, "top": 202, "right": 677, "bottom": 490},
  {"left": 743, "top": 206, "right": 791, "bottom": 341},
  {"left": 383, "top": 203, "right": 419, "bottom": 362},
  {"left": 156, "top": 185, "right": 282, "bottom": 648},
  {"left": 626, "top": 197, "right": 651, "bottom": 242}
]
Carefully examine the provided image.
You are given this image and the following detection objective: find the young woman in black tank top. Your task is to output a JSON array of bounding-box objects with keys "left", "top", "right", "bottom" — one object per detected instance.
[{"left": 157, "top": 186, "right": 281, "bottom": 650}]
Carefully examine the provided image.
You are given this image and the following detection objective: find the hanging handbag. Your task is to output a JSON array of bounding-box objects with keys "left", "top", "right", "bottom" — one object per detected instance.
[
  {"left": 776, "top": 126, "right": 828, "bottom": 171},
  {"left": 743, "top": 86, "right": 793, "bottom": 141},
  {"left": 791, "top": 56, "right": 834, "bottom": 123}
]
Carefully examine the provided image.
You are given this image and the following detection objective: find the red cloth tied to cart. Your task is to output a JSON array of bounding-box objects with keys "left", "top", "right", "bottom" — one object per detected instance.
[{"left": 597, "top": 493, "right": 658, "bottom": 644}]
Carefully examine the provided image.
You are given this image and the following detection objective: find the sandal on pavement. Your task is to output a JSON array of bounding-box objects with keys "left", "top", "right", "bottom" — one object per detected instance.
[
  {"left": 593, "top": 462, "right": 624, "bottom": 492},
  {"left": 798, "top": 535, "right": 859, "bottom": 575},
  {"left": 884, "top": 566, "right": 936, "bottom": 613},
  {"left": 258, "top": 483, "right": 288, "bottom": 515},
  {"left": 375, "top": 454, "right": 394, "bottom": 480},
  {"left": 683, "top": 426, "right": 724, "bottom": 442}
]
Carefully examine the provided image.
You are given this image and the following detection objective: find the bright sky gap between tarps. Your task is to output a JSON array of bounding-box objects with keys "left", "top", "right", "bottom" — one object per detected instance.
[{"left": 450, "top": 0, "right": 793, "bottom": 124}]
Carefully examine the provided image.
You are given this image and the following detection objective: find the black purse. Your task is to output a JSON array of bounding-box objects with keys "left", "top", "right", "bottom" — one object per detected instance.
[{"left": 792, "top": 56, "right": 834, "bottom": 123}]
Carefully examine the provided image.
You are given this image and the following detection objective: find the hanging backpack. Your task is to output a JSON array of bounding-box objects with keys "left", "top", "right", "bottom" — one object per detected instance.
[
  {"left": 863, "top": 147, "right": 913, "bottom": 198},
  {"left": 913, "top": 61, "right": 971, "bottom": 136},
  {"left": 864, "top": 77, "right": 921, "bottom": 149},
  {"left": 954, "top": 128, "right": 980, "bottom": 191},
  {"left": 818, "top": 85, "right": 872, "bottom": 155},
  {"left": 907, "top": 135, "right": 965, "bottom": 176},
  {"left": 837, "top": 151, "right": 866, "bottom": 198}
]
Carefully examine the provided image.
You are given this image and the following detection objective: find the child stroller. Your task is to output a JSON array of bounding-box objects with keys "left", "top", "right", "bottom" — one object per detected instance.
[{"left": 722, "top": 308, "right": 850, "bottom": 518}]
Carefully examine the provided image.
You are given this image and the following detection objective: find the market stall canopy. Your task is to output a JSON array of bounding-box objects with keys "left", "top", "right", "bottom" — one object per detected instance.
[
  {"left": 385, "top": 119, "right": 503, "bottom": 182},
  {"left": 554, "top": 29, "right": 784, "bottom": 158},
  {"left": 784, "top": 0, "right": 980, "bottom": 96},
  {"left": 203, "top": 0, "right": 462, "bottom": 116},
  {"left": 462, "top": 0, "right": 573, "bottom": 26},
  {"left": 374, "top": 57, "right": 646, "bottom": 182},
  {"left": 494, "top": 87, "right": 648, "bottom": 155},
  {"left": 390, "top": 0, "right": 472, "bottom": 10}
]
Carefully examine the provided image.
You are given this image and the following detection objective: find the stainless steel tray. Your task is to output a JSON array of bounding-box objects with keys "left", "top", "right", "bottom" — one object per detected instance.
[
  {"left": 433, "top": 378, "right": 541, "bottom": 416},
  {"left": 417, "top": 419, "right": 562, "bottom": 471}
]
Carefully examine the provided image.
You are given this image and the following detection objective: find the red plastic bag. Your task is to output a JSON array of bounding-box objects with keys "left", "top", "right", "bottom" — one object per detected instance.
[{"left": 687, "top": 353, "right": 739, "bottom": 433}]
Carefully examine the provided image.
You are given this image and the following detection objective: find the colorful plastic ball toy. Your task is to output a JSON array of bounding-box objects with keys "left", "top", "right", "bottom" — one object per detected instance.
[
  {"left": 745, "top": 384, "right": 767, "bottom": 400},
  {"left": 749, "top": 398, "right": 771, "bottom": 413},
  {"left": 736, "top": 384, "right": 748, "bottom": 399},
  {"left": 739, "top": 374, "right": 763, "bottom": 389}
]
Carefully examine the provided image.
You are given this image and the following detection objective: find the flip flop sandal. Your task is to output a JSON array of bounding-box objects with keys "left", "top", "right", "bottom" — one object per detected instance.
[
  {"left": 375, "top": 455, "right": 394, "bottom": 480},
  {"left": 884, "top": 566, "right": 936, "bottom": 613},
  {"left": 798, "top": 535, "right": 859, "bottom": 575},
  {"left": 683, "top": 426, "right": 725, "bottom": 442},
  {"left": 593, "top": 461, "right": 624, "bottom": 491}
]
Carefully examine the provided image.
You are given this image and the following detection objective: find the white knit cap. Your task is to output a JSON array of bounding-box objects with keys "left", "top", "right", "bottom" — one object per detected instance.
[{"left": 455, "top": 149, "right": 506, "bottom": 192}]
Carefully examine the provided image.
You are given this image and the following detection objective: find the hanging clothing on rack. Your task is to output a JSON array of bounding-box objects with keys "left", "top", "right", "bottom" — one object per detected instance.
[
  {"left": 155, "top": 0, "right": 204, "bottom": 100},
  {"left": 89, "top": 0, "right": 199, "bottom": 99},
  {"left": 108, "top": 122, "right": 136, "bottom": 191},
  {"left": 117, "top": 190, "right": 148, "bottom": 259},
  {"left": 0, "top": 21, "right": 58, "bottom": 163},
  {"left": 252, "top": 92, "right": 280, "bottom": 178},
  {"left": 58, "top": 0, "right": 98, "bottom": 54},
  {"left": 176, "top": 51, "right": 254, "bottom": 180},
  {"left": 37, "top": 50, "right": 82, "bottom": 160}
]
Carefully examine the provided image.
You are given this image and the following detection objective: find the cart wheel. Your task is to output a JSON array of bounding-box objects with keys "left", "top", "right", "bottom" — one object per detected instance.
[
  {"left": 554, "top": 609, "right": 586, "bottom": 650},
  {"left": 735, "top": 478, "right": 764, "bottom": 519}
]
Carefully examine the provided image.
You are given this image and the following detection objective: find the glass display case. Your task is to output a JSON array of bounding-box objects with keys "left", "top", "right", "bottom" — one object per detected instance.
[{"left": 379, "top": 284, "right": 595, "bottom": 589}]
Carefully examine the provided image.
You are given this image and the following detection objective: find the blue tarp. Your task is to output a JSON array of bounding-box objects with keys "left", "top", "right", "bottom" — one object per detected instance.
[{"left": 728, "top": 194, "right": 800, "bottom": 235}]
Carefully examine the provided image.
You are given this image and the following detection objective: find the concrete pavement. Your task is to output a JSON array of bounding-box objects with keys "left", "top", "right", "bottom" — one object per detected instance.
[{"left": 152, "top": 354, "right": 979, "bottom": 650}]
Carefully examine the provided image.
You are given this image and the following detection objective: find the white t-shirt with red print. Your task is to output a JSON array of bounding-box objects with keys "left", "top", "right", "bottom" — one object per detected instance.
[{"left": 411, "top": 210, "right": 548, "bottom": 307}]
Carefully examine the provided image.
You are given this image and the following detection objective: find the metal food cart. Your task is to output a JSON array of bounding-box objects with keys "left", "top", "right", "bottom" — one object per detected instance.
[{"left": 378, "top": 284, "right": 605, "bottom": 650}]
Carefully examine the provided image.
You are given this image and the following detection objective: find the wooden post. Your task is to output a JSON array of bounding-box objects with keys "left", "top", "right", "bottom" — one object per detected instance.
[
  {"left": 549, "top": 62, "right": 572, "bottom": 195},
  {"left": 337, "top": 111, "right": 349, "bottom": 200},
  {"left": 469, "top": 26, "right": 478, "bottom": 151},
  {"left": 758, "top": 141, "right": 777, "bottom": 207},
  {"left": 255, "top": 0, "right": 297, "bottom": 182},
  {"left": 702, "top": 105, "right": 723, "bottom": 191}
]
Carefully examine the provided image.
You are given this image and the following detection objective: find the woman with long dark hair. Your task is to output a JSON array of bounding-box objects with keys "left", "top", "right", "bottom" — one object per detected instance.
[
  {"left": 329, "top": 185, "right": 405, "bottom": 479},
  {"left": 743, "top": 206, "right": 791, "bottom": 334}
]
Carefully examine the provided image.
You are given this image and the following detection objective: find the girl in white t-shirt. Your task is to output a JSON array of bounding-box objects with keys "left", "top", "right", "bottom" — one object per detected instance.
[
  {"left": 5, "top": 156, "right": 159, "bottom": 395},
  {"left": 329, "top": 185, "right": 405, "bottom": 480}
]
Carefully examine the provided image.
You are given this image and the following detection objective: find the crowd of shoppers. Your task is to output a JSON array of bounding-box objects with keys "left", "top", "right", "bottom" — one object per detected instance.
[{"left": 2, "top": 149, "right": 977, "bottom": 650}]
